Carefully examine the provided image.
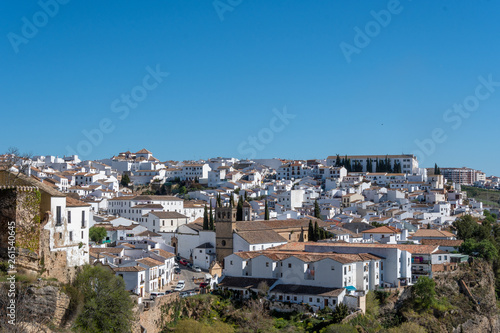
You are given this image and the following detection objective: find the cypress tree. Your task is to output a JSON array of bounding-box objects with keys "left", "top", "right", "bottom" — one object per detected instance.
[
  {"left": 203, "top": 205, "right": 209, "bottom": 230},
  {"left": 336, "top": 154, "right": 341, "bottom": 167},
  {"left": 308, "top": 220, "right": 314, "bottom": 241},
  {"left": 314, "top": 221, "right": 320, "bottom": 242},
  {"left": 264, "top": 200, "right": 270, "bottom": 220},
  {"left": 237, "top": 196, "right": 244, "bottom": 221},
  {"left": 314, "top": 199, "right": 321, "bottom": 219},
  {"left": 209, "top": 205, "right": 214, "bottom": 230}
]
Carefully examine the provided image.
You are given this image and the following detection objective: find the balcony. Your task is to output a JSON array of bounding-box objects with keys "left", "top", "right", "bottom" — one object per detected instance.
[{"left": 140, "top": 280, "right": 145, "bottom": 285}]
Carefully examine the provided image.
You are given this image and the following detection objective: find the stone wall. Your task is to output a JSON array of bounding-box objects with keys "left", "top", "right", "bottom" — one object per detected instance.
[{"left": 135, "top": 294, "right": 179, "bottom": 333}]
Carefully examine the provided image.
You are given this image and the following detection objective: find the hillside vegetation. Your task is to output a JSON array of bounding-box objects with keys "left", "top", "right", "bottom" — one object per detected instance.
[
  {"left": 462, "top": 186, "right": 500, "bottom": 207},
  {"left": 160, "top": 259, "right": 499, "bottom": 333}
]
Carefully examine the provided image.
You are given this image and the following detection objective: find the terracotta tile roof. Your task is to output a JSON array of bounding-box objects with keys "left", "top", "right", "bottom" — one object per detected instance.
[
  {"left": 152, "top": 249, "right": 175, "bottom": 259},
  {"left": 236, "top": 231, "right": 287, "bottom": 245},
  {"left": 234, "top": 249, "right": 383, "bottom": 264},
  {"left": 306, "top": 242, "right": 439, "bottom": 254},
  {"left": 113, "top": 265, "right": 146, "bottom": 272},
  {"left": 412, "top": 229, "right": 455, "bottom": 238},
  {"left": 361, "top": 226, "right": 400, "bottom": 234},
  {"left": 150, "top": 211, "right": 188, "bottom": 219},
  {"left": 184, "top": 221, "right": 204, "bottom": 232},
  {"left": 136, "top": 257, "right": 164, "bottom": 267},
  {"left": 420, "top": 239, "right": 463, "bottom": 247},
  {"left": 136, "top": 230, "right": 162, "bottom": 237},
  {"left": 89, "top": 247, "right": 124, "bottom": 255},
  {"left": 66, "top": 196, "right": 91, "bottom": 207}
]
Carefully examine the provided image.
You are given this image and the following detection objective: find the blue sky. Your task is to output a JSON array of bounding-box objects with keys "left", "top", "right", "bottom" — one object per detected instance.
[{"left": 1, "top": 1, "right": 500, "bottom": 175}]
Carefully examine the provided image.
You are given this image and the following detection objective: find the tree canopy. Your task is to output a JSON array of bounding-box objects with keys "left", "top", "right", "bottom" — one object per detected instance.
[
  {"left": 73, "top": 265, "right": 134, "bottom": 332},
  {"left": 89, "top": 226, "right": 107, "bottom": 244}
]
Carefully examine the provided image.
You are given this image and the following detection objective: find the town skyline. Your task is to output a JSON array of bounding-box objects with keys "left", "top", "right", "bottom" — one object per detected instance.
[{"left": 2, "top": 2, "right": 500, "bottom": 177}]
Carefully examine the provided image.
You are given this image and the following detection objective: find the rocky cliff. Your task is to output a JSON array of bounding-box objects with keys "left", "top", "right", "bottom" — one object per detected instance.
[{"left": 378, "top": 259, "right": 500, "bottom": 333}]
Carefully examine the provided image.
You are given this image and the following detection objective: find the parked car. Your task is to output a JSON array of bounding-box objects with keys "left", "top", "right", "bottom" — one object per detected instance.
[
  {"left": 174, "top": 267, "right": 181, "bottom": 274},
  {"left": 175, "top": 255, "right": 181, "bottom": 262},
  {"left": 173, "top": 263, "right": 179, "bottom": 269},
  {"left": 150, "top": 292, "right": 165, "bottom": 299},
  {"left": 179, "top": 291, "right": 189, "bottom": 298},
  {"left": 174, "top": 283, "right": 185, "bottom": 291},
  {"left": 179, "top": 259, "right": 188, "bottom": 266},
  {"left": 187, "top": 262, "right": 193, "bottom": 269},
  {"left": 192, "top": 265, "right": 202, "bottom": 272}
]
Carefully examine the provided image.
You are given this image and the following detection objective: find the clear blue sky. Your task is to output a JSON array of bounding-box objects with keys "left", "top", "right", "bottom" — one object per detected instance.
[{"left": 1, "top": 1, "right": 500, "bottom": 175}]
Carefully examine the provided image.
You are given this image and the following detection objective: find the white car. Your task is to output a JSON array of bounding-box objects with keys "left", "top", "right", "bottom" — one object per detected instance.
[
  {"left": 174, "top": 280, "right": 185, "bottom": 291},
  {"left": 192, "top": 265, "right": 201, "bottom": 272},
  {"left": 150, "top": 292, "right": 165, "bottom": 299}
]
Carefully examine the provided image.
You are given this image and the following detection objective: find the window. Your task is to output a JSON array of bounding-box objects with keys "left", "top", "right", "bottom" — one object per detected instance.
[
  {"left": 67, "top": 211, "right": 71, "bottom": 224},
  {"left": 81, "top": 231, "right": 84, "bottom": 239},
  {"left": 444, "top": 255, "right": 448, "bottom": 260},
  {"left": 348, "top": 265, "right": 351, "bottom": 272},
  {"left": 294, "top": 296, "right": 297, "bottom": 301},
  {"left": 331, "top": 266, "right": 335, "bottom": 270},
  {"left": 317, "top": 298, "right": 320, "bottom": 303},
  {"left": 69, "top": 231, "right": 73, "bottom": 242},
  {"left": 288, "top": 263, "right": 292, "bottom": 268},
  {"left": 230, "top": 260, "right": 233, "bottom": 265},
  {"left": 82, "top": 211, "right": 85, "bottom": 224},
  {"left": 266, "top": 262, "right": 269, "bottom": 267},
  {"left": 438, "top": 256, "right": 442, "bottom": 261},
  {"left": 56, "top": 206, "right": 62, "bottom": 225},
  {"left": 309, "top": 297, "right": 312, "bottom": 302}
]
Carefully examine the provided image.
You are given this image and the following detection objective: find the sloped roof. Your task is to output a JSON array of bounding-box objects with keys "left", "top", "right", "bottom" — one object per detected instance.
[
  {"left": 361, "top": 225, "right": 401, "bottom": 234},
  {"left": 420, "top": 239, "right": 463, "bottom": 247},
  {"left": 66, "top": 196, "right": 91, "bottom": 207},
  {"left": 136, "top": 257, "right": 164, "bottom": 267},
  {"left": 136, "top": 230, "right": 162, "bottom": 237},
  {"left": 113, "top": 266, "right": 146, "bottom": 272},
  {"left": 237, "top": 230, "right": 287, "bottom": 245},
  {"left": 270, "top": 284, "right": 344, "bottom": 297},
  {"left": 412, "top": 229, "right": 455, "bottom": 238},
  {"left": 152, "top": 249, "right": 175, "bottom": 259},
  {"left": 218, "top": 276, "right": 278, "bottom": 289},
  {"left": 150, "top": 211, "right": 188, "bottom": 219}
]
